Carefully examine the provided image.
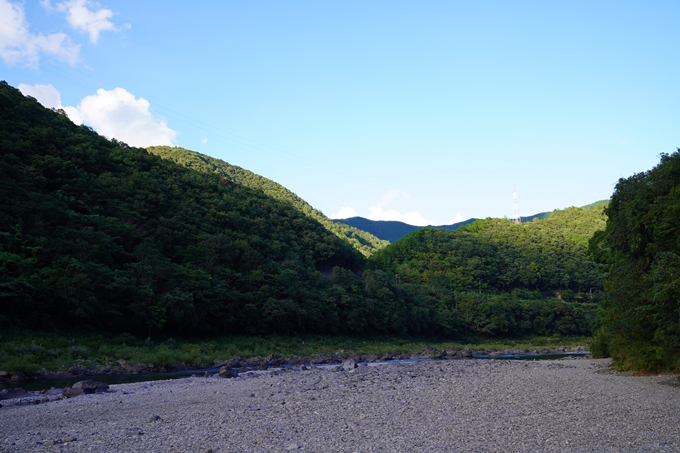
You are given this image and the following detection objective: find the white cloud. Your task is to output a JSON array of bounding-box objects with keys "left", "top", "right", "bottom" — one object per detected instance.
[
  {"left": 0, "top": 0, "right": 80, "bottom": 67},
  {"left": 18, "top": 83, "right": 62, "bottom": 109},
  {"left": 42, "top": 0, "right": 123, "bottom": 43},
  {"left": 201, "top": 138, "right": 208, "bottom": 144},
  {"left": 368, "top": 206, "right": 429, "bottom": 226},
  {"left": 20, "top": 84, "right": 177, "bottom": 148},
  {"left": 71, "top": 87, "right": 177, "bottom": 147},
  {"left": 449, "top": 213, "right": 465, "bottom": 224},
  {"left": 329, "top": 207, "right": 358, "bottom": 219}
]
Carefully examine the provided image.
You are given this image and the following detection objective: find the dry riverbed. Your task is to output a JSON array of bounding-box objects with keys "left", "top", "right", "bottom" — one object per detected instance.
[{"left": 1, "top": 358, "right": 679, "bottom": 452}]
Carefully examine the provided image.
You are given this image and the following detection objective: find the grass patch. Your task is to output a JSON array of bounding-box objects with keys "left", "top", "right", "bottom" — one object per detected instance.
[{"left": 0, "top": 330, "right": 591, "bottom": 374}]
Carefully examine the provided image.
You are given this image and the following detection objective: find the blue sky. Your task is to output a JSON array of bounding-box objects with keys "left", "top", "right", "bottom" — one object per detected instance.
[{"left": 2, "top": 1, "right": 678, "bottom": 225}]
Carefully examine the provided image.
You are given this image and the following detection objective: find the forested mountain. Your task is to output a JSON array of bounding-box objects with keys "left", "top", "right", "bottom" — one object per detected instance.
[
  {"left": 370, "top": 206, "right": 606, "bottom": 297},
  {"left": 0, "top": 81, "right": 605, "bottom": 340},
  {"left": 364, "top": 207, "right": 607, "bottom": 336},
  {"left": 147, "top": 146, "right": 388, "bottom": 257},
  {"left": 0, "top": 82, "right": 405, "bottom": 336},
  {"left": 335, "top": 203, "right": 606, "bottom": 243},
  {"left": 590, "top": 150, "right": 680, "bottom": 372}
]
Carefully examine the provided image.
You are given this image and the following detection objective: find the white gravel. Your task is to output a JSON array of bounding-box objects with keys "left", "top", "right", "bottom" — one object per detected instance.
[{"left": 1, "top": 358, "right": 679, "bottom": 452}]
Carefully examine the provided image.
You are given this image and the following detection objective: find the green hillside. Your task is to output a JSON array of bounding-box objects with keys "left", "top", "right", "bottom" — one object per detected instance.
[
  {"left": 366, "top": 206, "right": 607, "bottom": 336},
  {"left": 147, "top": 146, "right": 388, "bottom": 257},
  {"left": 336, "top": 202, "right": 607, "bottom": 243},
  {"left": 370, "top": 206, "right": 606, "bottom": 296},
  {"left": 0, "top": 81, "right": 607, "bottom": 341},
  {"left": 0, "top": 82, "right": 404, "bottom": 336}
]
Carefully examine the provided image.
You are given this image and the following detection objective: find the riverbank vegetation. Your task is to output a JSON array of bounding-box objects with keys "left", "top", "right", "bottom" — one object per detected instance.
[
  {"left": 590, "top": 150, "right": 680, "bottom": 373},
  {"left": 0, "top": 330, "right": 590, "bottom": 374}
]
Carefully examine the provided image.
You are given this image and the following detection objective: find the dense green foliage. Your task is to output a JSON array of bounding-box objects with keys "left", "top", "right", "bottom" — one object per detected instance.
[
  {"left": 366, "top": 207, "right": 607, "bottom": 337},
  {"left": 0, "top": 330, "right": 589, "bottom": 375},
  {"left": 590, "top": 151, "right": 680, "bottom": 372},
  {"left": 336, "top": 202, "right": 606, "bottom": 243},
  {"left": 0, "top": 82, "right": 409, "bottom": 337},
  {"left": 0, "top": 82, "right": 606, "bottom": 344},
  {"left": 370, "top": 207, "right": 606, "bottom": 298},
  {"left": 147, "top": 146, "right": 388, "bottom": 257}
]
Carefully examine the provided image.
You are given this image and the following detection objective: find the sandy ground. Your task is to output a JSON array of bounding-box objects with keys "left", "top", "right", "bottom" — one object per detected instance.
[{"left": 1, "top": 358, "right": 679, "bottom": 452}]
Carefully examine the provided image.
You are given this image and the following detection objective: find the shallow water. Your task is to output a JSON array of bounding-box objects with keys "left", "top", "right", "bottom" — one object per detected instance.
[{"left": 1, "top": 352, "right": 589, "bottom": 392}]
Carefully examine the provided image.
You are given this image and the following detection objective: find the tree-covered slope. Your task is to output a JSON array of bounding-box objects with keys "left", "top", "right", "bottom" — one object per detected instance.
[
  {"left": 590, "top": 150, "right": 680, "bottom": 372},
  {"left": 0, "top": 81, "right": 606, "bottom": 341},
  {"left": 0, "top": 82, "right": 385, "bottom": 336},
  {"left": 147, "top": 146, "right": 388, "bottom": 257},
  {"left": 369, "top": 206, "right": 606, "bottom": 299},
  {"left": 335, "top": 202, "right": 606, "bottom": 243}
]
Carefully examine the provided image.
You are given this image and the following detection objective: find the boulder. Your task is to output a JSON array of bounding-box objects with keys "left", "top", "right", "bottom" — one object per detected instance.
[
  {"left": 218, "top": 366, "right": 238, "bottom": 378},
  {"left": 40, "top": 388, "right": 64, "bottom": 396},
  {"left": 0, "top": 387, "right": 30, "bottom": 400},
  {"left": 63, "top": 387, "right": 85, "bottom": 398},
  {"left": 69, "top": 379, "right": 109, "bottom": 396},
  {"left": 340, "top": 359, "right": 357, "bottom": 371}
]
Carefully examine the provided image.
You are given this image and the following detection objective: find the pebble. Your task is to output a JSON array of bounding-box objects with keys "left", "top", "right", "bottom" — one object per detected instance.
[{"left": 0, "top": 359, "right": 679, "bottom": 452}]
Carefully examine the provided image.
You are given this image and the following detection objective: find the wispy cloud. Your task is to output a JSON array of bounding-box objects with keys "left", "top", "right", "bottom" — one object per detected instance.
[
  {"left": 377, "top": 189, "right": 401, "bottom": 208},
  {"left": 0, "top": 0, "right": 80, "bottom": 67},
  {"left": 42, "top": 0, "right": 125, "bottom": 43}
]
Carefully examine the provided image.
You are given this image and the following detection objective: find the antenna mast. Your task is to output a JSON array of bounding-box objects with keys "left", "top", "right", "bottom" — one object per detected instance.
[{"left": 513, "top": 188, "right": 521, "bottom": 224}]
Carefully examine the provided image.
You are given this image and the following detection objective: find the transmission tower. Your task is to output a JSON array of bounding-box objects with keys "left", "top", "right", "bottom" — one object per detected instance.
[{"left": 513, "top": 188, "right": 521, "bottom": 224}]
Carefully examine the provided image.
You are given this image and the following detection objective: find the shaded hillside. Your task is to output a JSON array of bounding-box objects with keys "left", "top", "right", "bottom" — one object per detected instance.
[
  {"left": 0, "top": 82, "right": 606, "bottom": 341},
  {"left": 1, "top": 82, "right": 410, "bottom": 336},
  {"left": 147, "top": 146, "right": 388, "bottom": 257}
]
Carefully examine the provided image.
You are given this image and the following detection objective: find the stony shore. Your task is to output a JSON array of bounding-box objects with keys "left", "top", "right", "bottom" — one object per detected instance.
[{"left": 1, "top": 358, "right": 679, "bottom": 452}]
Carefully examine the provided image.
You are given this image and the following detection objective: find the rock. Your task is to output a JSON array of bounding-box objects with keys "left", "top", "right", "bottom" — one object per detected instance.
[
  {"left": 227, "top": 355, "right": 242, "bottom": 368},
  {"left": 340, "top": 359, "right": 357, "bottom": 371},
  {"left": 72, "top": 379, "right": 109, "bottom": 394},
  {"left": 62, "top": 387, "right": 85, "bottom": 398},
  {"left": 488, "top": 352, "right": 503, "bottom": 358},
  {"left": 460, "top": 347, "right": 473, "bottom": 358},
  {"left": 0, "top": 387, "right": 30, "bottom": 400},
  {"left": 218, "top": 366, "right": 238, "bottom": 378},
  {"left": 40, "top": 387, "right": 64, "bottom": 396},
  {"left": 266, "top": 354, "right": 281, "bottom": 367},
  {"left": 68, "top": 366, "right": 86, "bottom": 375},
  {"left": 0, "top": 370, "right": 9, "bottom": 378},
  {"left": 149, "top": 415, "right": 162, "bottom": 422}
]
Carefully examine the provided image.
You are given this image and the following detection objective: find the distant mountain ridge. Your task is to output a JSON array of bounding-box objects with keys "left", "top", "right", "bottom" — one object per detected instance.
[{"left": 335, "top": 202, "right": 608, "bottom": 243}]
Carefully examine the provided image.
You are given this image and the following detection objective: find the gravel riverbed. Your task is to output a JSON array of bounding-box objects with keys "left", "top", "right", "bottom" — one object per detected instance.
[{"left": 1, "top": 358, "right": 679, "bottom": 452}]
